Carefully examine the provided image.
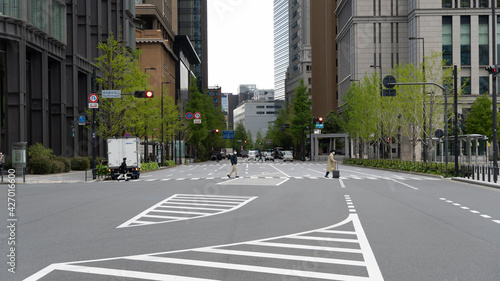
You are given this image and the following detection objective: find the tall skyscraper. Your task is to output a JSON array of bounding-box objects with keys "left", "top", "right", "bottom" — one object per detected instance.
[
  {"left": 178, "top": 0, "right": 208, "bottom": 92},
  {"left": 285, "top": 0, "right": 311, "bottom": 104},
  {"left": 273, "top": 0, "right": 289, "bottom": 101}
]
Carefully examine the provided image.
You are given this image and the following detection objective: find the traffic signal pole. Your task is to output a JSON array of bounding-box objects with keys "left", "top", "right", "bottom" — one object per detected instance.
[
  {"left": 91, "top": 68, "right": 97, "bottom": 180},
  {"left": 492, "top": 0, "right": 498, "bottom": 182}
]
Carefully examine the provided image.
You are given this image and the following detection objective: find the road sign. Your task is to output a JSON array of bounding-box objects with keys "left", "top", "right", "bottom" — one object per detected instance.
[
  {"left": 102, "top": 90, "right": 121, "bottom": 98},
  {"left": 186, "top": 112, "right": 193, "bottom": 120},
  {"left": 315, "top": 123, "right": 324, "bottom": 129},
  {"left": 193, "top": 119, "right": 201, "bottom": 124},
  {"left": 194, "top": 112, "right": 201, "bottom": 119},
  {"left": 78, "top": 115, "right": 86, "bottom": 123},
  {"left": 124, "top": 133, "right": 131, "bottom": 138},
  {"left": 383, "top": 75, "right": 396, "bottom": 88},
  {"left": 89, "top": 103, "right": 98, "bottom": 109},
  {"left": 382, "top": 89, "right": 397, "bottom": 96},
  {"left": 88, "top": 93, "right": 99, "bottom": 103},
  {"left": 222, "top": 130, "right": 235, "bottom": 139}
]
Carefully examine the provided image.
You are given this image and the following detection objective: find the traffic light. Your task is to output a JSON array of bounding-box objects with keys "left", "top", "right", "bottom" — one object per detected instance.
[
  {"left": 486, "top": 65, "right": 500, "bottom": 75},
  {"left": 211, "top": 129, "right": 219, "bottom": 134},
  {"left": 387, "top": 137, "right": 390, "bottom": 143},
  {"left": 134, "top": 90, "right": 154, "bottom": 98},
  {"left": 313, "top": 117, "right": 323, "bottom": 124}
]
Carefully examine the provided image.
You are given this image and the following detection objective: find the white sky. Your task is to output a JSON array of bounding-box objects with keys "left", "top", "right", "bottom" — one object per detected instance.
[{"left": 207, "top": 0, "right": 274, "bottom": 94}]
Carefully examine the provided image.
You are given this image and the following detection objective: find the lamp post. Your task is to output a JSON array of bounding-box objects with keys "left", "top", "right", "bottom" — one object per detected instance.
[
  {"left": 144, "top": 67, "right": 156, "bottom": 162},
  {"left": 370, "top": 64, "right": 384, "bottom": 159},
  {"left": 161, "top": 81, "right": 172, "bottom": 166},
  {"left": 409, "top": 37, "right": 428, "bottom": 162}
]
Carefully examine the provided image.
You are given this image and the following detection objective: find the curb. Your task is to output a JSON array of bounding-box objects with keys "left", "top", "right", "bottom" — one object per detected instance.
[{"left": 451, "top": 177, "right": 500, "bottom": 189}]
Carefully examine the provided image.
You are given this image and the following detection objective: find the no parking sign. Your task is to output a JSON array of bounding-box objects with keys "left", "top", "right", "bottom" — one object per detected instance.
[{"left": 88, "top": 93, "right": 99, "bottom": 103}]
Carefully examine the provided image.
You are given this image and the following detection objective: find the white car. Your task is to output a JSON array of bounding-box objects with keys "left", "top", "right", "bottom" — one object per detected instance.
[
  {"left": 282, "top": 151, "right": 293, "bottom": 162},
  {"left": 247, "top": 150, "right": 258, "bottom": 161}
]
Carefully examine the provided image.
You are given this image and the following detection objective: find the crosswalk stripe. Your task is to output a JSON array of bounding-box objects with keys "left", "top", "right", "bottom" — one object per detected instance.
[
  {"left": 193, "top": 248, "right": 366, "bottom": 267},
  {"left": 48, "top": 264, "right": 218, "bottom": 281},
  {"left": 124, "top": 255, "right": 372, "bottom": 281},
  {"left": 246, "top": 241, "right": 364, "bottom": 253}
]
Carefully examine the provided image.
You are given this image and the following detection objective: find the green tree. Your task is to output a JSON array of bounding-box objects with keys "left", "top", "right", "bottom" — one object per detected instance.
[
  {"left": 92, "top": 34, "right": 150, "bottom": 139},
  {"left": 464, "top": 94, "right": 494, "bottom": 139},
  {"left": 323, "top": 110, "right": 344, "bottom": 134},
  {"left": 185, "top": 79, "right": 208, "bottom": 161},
  {"left": 290, "top": 80, "right": 312, "bottom": 159}
]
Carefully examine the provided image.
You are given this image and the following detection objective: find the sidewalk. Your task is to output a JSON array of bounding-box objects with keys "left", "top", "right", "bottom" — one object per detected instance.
[
  {"left": 1, "top": 170, "right": 95, "bottom": 184},
  {"left": 452, "top": 176, "right": 500, "bottom": 189}
]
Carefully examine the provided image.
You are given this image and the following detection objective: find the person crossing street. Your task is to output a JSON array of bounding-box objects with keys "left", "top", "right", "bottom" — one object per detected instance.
[{"left": 227, "top": 151, "right": 239, "bottom": 178}]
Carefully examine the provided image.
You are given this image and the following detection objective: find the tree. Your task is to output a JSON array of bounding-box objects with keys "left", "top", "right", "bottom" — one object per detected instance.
[
  {"left": 290, "top": 80, "right": 312, "bottom": 159},
  {"left": 464, "top": 94, "right": 494, "bottom": 139},
  {"left": 185, "top": 78, "right": 209, "bottom": 161},
  {"left": 323, "top": 110, "right": 344, "bottom": 134},
  {"left": 92, "top": 34, "right": 149, "bottom": 139}
]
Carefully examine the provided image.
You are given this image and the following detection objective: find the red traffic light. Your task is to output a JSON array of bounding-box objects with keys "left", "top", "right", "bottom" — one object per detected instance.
[
  {"left": 318, "top": 117, "right": 323, "bottom": 122},
  {"left": 486, "top": 65, "right": 500, "bottom": 75},
  {"left": 134, "top": 90, "right": 154, "bottom": 98},
  {"left": 215, "top": 129, "right": 219, "bottom": 133}
]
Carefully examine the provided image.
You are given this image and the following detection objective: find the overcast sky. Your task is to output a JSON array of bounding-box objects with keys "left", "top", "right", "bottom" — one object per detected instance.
[{"left": 207, "top": 0, "right": 274, "bottom": 94}]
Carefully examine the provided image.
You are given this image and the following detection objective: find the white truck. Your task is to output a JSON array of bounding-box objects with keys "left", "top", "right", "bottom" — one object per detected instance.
[{"left": 107, "top": 138, "right": 141, "bottom": 180}]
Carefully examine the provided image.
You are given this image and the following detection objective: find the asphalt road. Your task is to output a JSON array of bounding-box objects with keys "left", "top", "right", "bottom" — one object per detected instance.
[{"left": 0, "top": 160, "right": 499, "bottom": 280}]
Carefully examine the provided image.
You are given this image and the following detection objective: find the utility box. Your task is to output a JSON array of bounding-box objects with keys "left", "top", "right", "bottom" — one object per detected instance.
[{"left": 107, "top": 138, "right": 141, "bottom": 179}]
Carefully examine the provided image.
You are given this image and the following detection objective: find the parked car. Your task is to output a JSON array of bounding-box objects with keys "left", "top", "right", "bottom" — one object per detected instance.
[
  {"left": 248, "top": 150, "right": 258, "bottom": 161},
  {"left": 282, "top": 151, "right": 293, "bottom": 162},
  {"left": 264, "top": 152, "right": 274, "bottom": 161}
]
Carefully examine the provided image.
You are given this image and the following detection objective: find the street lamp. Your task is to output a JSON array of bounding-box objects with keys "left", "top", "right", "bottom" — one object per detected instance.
[
  {"left": 370, "top": 64, "right": 384, "bottom": 159},
  {"left": 161, "top": 81, "right": 172, "bottom": 166},
  {"left": 409, "top": 37, "right": 428, "bottom": 162}
]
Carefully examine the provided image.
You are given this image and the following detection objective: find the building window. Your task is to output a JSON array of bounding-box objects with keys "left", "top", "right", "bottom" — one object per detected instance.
[
  {"left": 257, "top": 111, "right": 265, "bottom": 114},
  {"left": 213, "top": 98, "right": 218, "bottom": 103},
  {"left": 479, "top": 0, "right": 489, "bottom": 7},
  {"left": 443, "top": 0, "right": 452, "bottom": 7},
  {"left": 442, "top": 16, "right": 453, "bottom": 65},
  {"left": 460, "top": 16, "right": 471, "bottom": 65},
  {"left": 31, "top": 0, "right": 46, "bottom": 31},
  {"left": 479, "top": 16, "right": 489, "bottom": 65},
  {"left": 461, "top": 77, "right": 471, "bottom": 95},
  {"left": 479, "top": 77, "right": 489, "bottom": 95},
  {"left": 256, "top": 105, "right": 265, "bottom": 108},
  {"left": 461, "top": 0, "right": 470, "bottom": 7},
  {"left": 266, "top": 111, "right": 275, "bottom": 114}
]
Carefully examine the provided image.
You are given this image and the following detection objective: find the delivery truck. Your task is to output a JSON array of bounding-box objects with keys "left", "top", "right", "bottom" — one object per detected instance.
[{"left": 107, "top": 137, "right": 141, "bottom": 179}]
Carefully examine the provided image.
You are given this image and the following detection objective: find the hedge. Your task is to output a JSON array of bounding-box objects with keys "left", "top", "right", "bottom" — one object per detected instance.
[
  {"left": 70, "top": 157, "right": 90, "bottom": 170},
  {"left": 342, "top": 158, "right": 456, "bottom": 177}
]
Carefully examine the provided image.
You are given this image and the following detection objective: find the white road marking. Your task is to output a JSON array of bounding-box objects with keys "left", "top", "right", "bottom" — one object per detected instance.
[
  {"left": 28, "top": 213, "right": 384, "bottom": 281},
  {"left": 117, "top": 194, "right": 257, "bottom": 228}
]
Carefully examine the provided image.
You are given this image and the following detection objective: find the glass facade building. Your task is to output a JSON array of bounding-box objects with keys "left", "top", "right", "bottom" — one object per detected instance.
[
  {"left": 178, "top": 0, "right": 208, "bottom": 91},
  {"left": 273, "top": 0, "right": 289, "bottom": 101}
]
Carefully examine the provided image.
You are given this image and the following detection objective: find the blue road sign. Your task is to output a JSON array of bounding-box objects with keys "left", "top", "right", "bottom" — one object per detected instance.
[
  {"left": 78, "top": 115, "right": 86, "bottom": 123},
  {"left": 223, "top": 130, "right": 235, "bottom": 139},
  {"left": 315, "top": 123, "right": 324, "bottom": 129}
]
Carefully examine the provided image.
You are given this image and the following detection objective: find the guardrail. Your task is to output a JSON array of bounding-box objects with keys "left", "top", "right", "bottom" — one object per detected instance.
[{"left": 460, "top": 164, "right": 500, "bottom": 183}]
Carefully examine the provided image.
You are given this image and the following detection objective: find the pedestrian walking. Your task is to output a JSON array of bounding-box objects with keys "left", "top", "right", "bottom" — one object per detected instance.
[
  {"left": 117, "top": 157, "right": 129, "bottom": 181},
  {"left": 325, "top": 150, "right": 338, "bottom": 178},
  {"left": 227, "top": 151, "right": 239, "bottom": 178},
  {"left": 258, "top": 152, "right": 263, "bottom": 162}
]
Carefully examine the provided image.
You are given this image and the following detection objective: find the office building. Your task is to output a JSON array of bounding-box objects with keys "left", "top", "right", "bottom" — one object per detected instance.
[
  {"left": 233, "top": 100, "right": 285, "bottom": 142},
  {"left": 274, "top": 0, "right": 289, "bottom": 101},
  {"left": 311, "top": 0, "right": 337, "bottom": 118},
  {"left": 285, "top": 0, "right": 312, "bottom": 105},
  {"left": 208, "top": 86, "right": 222, "bottom": 109},
  {"left": 178, "top": 0, "right": 208, "bottom": 91}
]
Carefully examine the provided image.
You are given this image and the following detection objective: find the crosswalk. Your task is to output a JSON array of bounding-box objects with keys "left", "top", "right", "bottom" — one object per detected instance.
[
  {"left": 118, "top": 194, "right": 257, "bottom": 228},
  {"left": 26, "top": 214, "right": 384, "bottom": 281},
  {"left": 110, "top": 175, "right": 440, "bottom": 182}
]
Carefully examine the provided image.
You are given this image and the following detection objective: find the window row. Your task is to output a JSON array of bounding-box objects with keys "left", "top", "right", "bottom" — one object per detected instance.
[
  {"left": 443, "top": 0, "right": 498, "bottom": 8},
  {"left": 442, "top": 15, "right": 496, "bottom": 66}
]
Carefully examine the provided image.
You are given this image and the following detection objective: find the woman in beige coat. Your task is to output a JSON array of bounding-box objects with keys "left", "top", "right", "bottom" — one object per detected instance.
[{"left": 325, "top": 150, "right": 337, "bottom": 178}]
